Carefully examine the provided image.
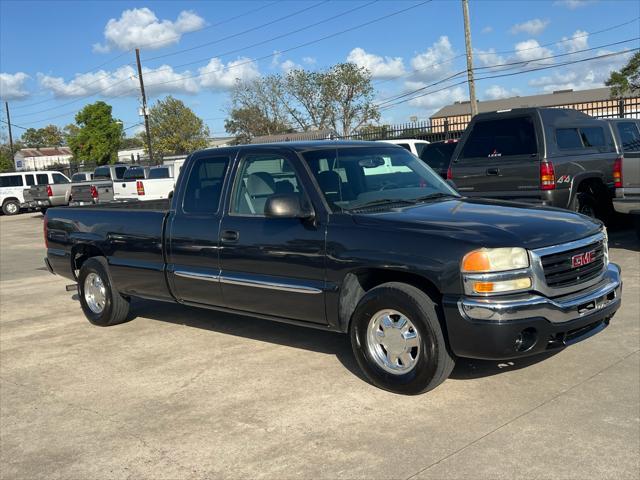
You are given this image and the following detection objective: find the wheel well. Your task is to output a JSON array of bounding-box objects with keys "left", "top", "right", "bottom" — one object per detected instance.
[
  {"left": 2, "top": 197, "right": 19, "bottom": 205},
  {"left": 71, "top": 244, "right": 105, "bottom": 278},
  {"left": 338, "top": 268, "right": 443, "bottom": 333}
]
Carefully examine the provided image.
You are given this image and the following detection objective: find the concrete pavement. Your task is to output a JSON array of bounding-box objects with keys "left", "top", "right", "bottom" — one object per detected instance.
[{"left": 1, "top": 212, "right": 638, "bottom": 479}]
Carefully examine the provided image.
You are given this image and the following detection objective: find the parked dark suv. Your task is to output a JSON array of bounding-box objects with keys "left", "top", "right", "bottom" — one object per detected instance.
[{"left": 449, "top": 108, "right": 619, "bottom": 221}]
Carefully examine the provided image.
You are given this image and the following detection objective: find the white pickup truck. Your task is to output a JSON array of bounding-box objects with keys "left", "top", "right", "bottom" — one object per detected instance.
[{"left": 116, "top": 165, "right": 178, "bottom": 201}]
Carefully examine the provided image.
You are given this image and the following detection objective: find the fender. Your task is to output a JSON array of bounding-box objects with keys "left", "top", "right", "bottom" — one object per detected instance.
[{"left": 566, "top": 171, "right": 606, "bottom": 209}]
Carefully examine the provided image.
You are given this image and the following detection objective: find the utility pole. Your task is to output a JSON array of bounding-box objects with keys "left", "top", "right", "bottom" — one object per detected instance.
[
  {"left": 5, "top": 102, "right": 14, "bottom": 156},
  {"left": 462, "top": 0, "right": 478, "bottom": 117},
  {"left": 135, "top": 48, "right": 154, "bottom": 163}
]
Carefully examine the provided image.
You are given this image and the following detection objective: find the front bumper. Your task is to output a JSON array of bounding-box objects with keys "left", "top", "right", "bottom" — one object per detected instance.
[{"left": 443, "top": 263, "right": 622, "bottom": 360}]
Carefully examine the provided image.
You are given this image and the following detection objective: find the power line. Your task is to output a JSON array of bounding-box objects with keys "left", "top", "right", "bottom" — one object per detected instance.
[
  {"left": 378, "top": 48, "right": 639, "bottom": 111},
  {"left": 375, "top": 37, "right": 639, "bottom": 107},
  {"left": 8, "top": 1, "right": 281, "bottom": 111},
  {"left": 142, "top": 0, "right": 330, "bottom": 64},
  {"left": 372, "top": 16, "right": 640, "bottom": 87},
  {"left": 142, "top": 1, "right": 433, "bottom": 89}
]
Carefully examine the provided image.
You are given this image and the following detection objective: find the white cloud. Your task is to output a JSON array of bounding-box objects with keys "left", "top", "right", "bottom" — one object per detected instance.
[
  {"left": 38, "top": 64, "right": 200, "bottom": 98},
  {"left": 510, "top": 19, "right": 550, "bottom": 36},
  {"left": 481, "top": 26, "right": 493, "bottom": 34},
  {"left": 483, "top": 85, "right": 520, "bottom": 100},
  {"left": 302, "top": 56, "right": 317, "bottom": 65},
  {"left": 476, "top": 48, "right": 506, "bottom": 67},
  {"left": 198, "top": 57, "right": 260, "bottom": 90},
  {"left": 561, "top": 30, "right": 589, "bottom": 53},
  {"left": 514, "top": 39, "right": 554, "bottom": 63},
  {"left": 0, "top": 72, "right": 30, "bottom": 100},
  {"left": 347, "top": 47, "right": 405, "bottom": 79},
  {"left": 554, "top": 0, "right": 594, "bottom": 9},
  {"left": 410, "top": 36, "right": 456, "bottom": 82},
  {"left": 407, "top": 85, "right": 466, "bottom": 113},
  {"left": 279, "top": 59, "right": 301, "bottom": 73},
  {"left": 93, "top": 8, "right": 205, "bottom": 52},
  {"left": 528, "top": 49, "right": 632, "bottom": 92}
]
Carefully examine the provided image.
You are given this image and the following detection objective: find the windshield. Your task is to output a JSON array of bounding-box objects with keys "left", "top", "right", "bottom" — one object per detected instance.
[
  {"left": 302, "top": 146, "right": 458, "bottom": 212},
  {"left": 123, "top": 168, "right": 146, "bottom": 180},
  {"left": 419, "top": 142, "right": 457, "bottom": 171}
]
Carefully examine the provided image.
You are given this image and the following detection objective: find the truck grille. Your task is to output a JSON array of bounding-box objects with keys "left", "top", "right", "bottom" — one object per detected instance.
[{"left": 540, "top": 240, "right": 605, "bottom": 289}]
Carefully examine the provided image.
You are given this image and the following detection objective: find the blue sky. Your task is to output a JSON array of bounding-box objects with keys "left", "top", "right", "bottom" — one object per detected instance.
[{"left": 1, "top": 0, "right": 639, "bottom": 140}]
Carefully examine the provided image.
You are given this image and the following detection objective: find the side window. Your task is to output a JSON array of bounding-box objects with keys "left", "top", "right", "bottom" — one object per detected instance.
[
  {"left": 182, "top": 156, "right": 230, "bottom": 214},
  {"left": 36, "top": 174, "right": 49, "bottom": 184},
  {"left": 231, "top": 154, "right": 307, "bottom": 216},
  {"left": 580, "top": 127, "right": 605, "bottom": 147},
  {"left": 556, "top": 128, "right": 583, "bottom": 149},
  {"left": 461, "top": 116, "right": 537, "bottom": 159},
  {"left": 52, "top": 173, "right": 69, "bottom": 184},
  {"left": 115, "top": 167, "right": 127, "bottom": 179},
  {"left": 25, "top": 174, "right": 35, "bottom": 186},
  {"left": 616, "top": 122, "right": 640, "bottom": 152},
  {"left": 0, "top": 175, "right": 24, "bottom": 187},
  {"left": 397, "top": 143, "right": 411, "bottom": 152}
]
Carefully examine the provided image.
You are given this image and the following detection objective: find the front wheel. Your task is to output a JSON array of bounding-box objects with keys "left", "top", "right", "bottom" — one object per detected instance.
[
  {"left": 78, "top": 257, "right": 130, "bottom": 326},
  {"left": 349, "top": 282, "right": 455, "bottom": 395},
  {"left": 2, "top": 199, "right": 20, "bottom": 215}
]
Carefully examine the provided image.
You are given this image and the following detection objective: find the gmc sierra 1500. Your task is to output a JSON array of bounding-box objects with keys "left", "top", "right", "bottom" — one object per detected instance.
[{"left": 44, "top": 141, "right": 622, "bottom": 394}]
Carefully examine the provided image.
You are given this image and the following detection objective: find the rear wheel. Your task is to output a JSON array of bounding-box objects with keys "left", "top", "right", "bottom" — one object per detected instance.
[
  {"left": 2, "top": 199, "right": 20, "bottom": 215},
  {"left": 571, "top": 192, "right": 598, "bottom": 219},
  {"left": 78, "top": 257, "right": 130, "bottom": 326},
  {"left": 349, "top": 282, "right": 455, "bottom": 395}
]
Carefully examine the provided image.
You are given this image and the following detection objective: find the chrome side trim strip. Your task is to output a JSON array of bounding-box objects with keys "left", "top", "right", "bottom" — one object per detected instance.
[
  {"left": 174, "top": 270, "right": 220, "bottom": 282},
  {"left": 220, "top": 275, "right": 322, "bottom": 294}
]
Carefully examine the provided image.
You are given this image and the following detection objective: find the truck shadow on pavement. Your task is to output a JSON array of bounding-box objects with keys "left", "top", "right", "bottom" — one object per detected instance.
[{"left": 125, "top": 297, "right": 560, "bottom": 383}]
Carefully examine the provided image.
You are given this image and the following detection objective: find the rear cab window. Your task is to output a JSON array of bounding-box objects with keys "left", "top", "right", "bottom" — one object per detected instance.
[
  {"left": 94, "top": 167, "right": 111, "bottom": 179},
  {"left": 123, "top": 168, "right": 146, "bottom": 180},
  {"left": 182, "top": 156, "right": 230, "bottom": 214},
  {"left": 148, "top": 168, "right": 170, "bottom": 179},
  {"left": 461, "top": 116, "right": 538, "bottom": 160},
  {"left": 420, "top": 142, "right": 457, "bottom": 171}
]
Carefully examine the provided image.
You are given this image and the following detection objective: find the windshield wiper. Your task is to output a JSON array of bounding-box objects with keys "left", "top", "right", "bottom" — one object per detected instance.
[
  {"left": 410, "top": 192, "right": 458, "bottom": 203},
  {"left": 345, "top": 198, "right": 416, "bottom": 211}
]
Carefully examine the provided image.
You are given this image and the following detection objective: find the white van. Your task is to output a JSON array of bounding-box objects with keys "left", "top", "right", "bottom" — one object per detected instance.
[{"left": 1, "top": 171, "right": 67, "bottom": 215}]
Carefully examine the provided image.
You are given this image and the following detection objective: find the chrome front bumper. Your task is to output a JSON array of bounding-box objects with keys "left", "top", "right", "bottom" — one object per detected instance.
[{"left": 459, "top": 263, "right": 622, "bottom": 324}]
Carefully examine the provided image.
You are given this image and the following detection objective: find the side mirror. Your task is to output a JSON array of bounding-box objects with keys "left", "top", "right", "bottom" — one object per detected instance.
[{"left": 264, "top": 194, "right": 314, "bottom": 219}]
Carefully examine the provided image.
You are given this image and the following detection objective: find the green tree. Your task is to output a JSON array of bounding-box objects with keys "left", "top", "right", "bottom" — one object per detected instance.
[
  {"left": 606, "top": 52, "right": 640, "bottom": 98},
  {"left": 0, "top": 147, "right": 14, "bottom": 172},
  {"left": 119, "top": 136, "right": 144, "bottom": 150},
  {"left": 224, "top": 63, "right": 379, "bottom": 140},
  {"left": 20, "top": 124, "right": 65, "bottom": 147},
  {"left": 145, "top": 96, "right": 209, "bottom": 157},
  {"left": 67, "top": 102, "right": 123, "bottom": 165}
]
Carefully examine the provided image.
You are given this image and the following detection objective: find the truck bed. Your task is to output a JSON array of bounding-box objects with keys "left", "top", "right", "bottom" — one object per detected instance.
[{"left": 68, "top": 198, "right": 171, "bottom": 211}]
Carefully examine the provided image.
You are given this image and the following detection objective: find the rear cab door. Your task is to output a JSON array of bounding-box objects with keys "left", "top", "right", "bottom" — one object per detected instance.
[{"left": 451, "top": 112, "right": 542, "bottom": 202}]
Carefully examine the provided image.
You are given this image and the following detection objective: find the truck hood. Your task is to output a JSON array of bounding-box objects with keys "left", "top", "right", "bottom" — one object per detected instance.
[{"left": 352, "top": 197, "right": 602, "bottom": 250}]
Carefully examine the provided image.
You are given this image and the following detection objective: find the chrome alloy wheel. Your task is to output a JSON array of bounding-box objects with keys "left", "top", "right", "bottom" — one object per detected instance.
[
  {"left": 366, "top": 309, "right": 421, "bottom": 375},
  {"left": 5, "top": 202, "right": 18, "bottom": 214},
  {"left": 84, "top": 272, "right": 106, "bottom": 314}
]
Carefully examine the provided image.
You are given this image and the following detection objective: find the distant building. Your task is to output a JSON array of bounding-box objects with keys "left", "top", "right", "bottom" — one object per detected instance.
[
  {"left": 14, "top": 147, "right": 73, "bottom": 171},
  {"left": 430, "top": 87, "right": 640, "bottom": 133},
  {"left": 250, "top": 129, "right": 337, "bottom": 144},
  {"left": 207, "top": 136, "right": 234, "bottom": 148},
  {"left": 118, "top": 148, "right": 146, "bottom": 163}
]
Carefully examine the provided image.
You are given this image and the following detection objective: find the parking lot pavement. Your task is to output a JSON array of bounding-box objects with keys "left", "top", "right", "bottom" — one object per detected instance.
[{"left": 0, "top": 212, "right": 638, "bottom": 480}]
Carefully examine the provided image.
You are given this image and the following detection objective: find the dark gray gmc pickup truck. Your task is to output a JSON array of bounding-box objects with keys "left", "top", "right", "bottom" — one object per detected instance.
[{"left": 44, "top": 141, "right": 622, "bottom": 394}]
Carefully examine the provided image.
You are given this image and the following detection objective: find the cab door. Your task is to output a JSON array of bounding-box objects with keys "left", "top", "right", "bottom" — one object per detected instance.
[
  {"left": 166, "top": 152, "right": 234, "bottom": 307},
  {"left": 218, "top": 148, "right": 327, "bottom": 324},
  {"left": 451, "top": 114, "right": 541, "bottom": 201}
]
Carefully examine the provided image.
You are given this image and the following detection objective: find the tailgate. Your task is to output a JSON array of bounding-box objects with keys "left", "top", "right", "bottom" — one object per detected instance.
[
  {"left": 114, "top": 180, "right": 139, "bottom": 199},
  {"left": 71, "top": 184, "right": 94, "bottom": 203},
  {"left": 31, "top": 185, "right": 50, "bottom": 201}
]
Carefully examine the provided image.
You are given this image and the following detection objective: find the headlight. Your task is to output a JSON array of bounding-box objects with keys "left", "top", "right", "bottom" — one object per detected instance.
[{"left": 462, "top": 247, "right": 529, "bottom": 273}]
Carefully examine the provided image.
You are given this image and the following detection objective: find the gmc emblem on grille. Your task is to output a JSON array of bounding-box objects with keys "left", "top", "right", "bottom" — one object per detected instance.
[{"left": 572, "top": 250, "right": 596, "bottom": 268}]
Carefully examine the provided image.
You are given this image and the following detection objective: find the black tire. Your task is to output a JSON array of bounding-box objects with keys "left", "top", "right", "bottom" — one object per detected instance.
[
  {"left": 77, "top": 257, "right": 130, "bottom": 326},
  {"left": 2, "top": 199, "right": 20, "bottom": 215},
  {"left": 571, "top": 192, "right": 598, "bottom": 219},
  {"left": 349, "top": 282, "right": 455, "bottom": 395}
]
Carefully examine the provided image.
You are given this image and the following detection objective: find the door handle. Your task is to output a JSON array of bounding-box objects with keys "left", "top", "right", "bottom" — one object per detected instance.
[
  {"left": 486, "top": 168, "right": 500, "bottom": 176},
  {"left": 221, "top": 230, "right": 239, "bottom": 242}
]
